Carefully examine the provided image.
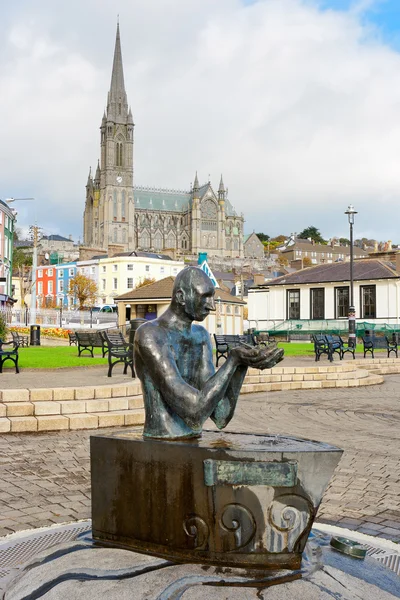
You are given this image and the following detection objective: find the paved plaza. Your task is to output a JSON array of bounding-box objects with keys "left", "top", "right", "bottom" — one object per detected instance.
[{"left": 0, "top": 372, "right": 399, "bottom": 541}]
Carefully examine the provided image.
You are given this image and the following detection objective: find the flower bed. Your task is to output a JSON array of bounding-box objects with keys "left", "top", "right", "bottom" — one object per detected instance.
[{"left": 10, "top": 326, "right": 71, "bottom": 340}]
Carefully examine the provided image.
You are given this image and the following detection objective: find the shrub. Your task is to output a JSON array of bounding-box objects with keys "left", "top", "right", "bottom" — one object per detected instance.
[{"left": 0, "top": 312, "right": 8, "bottom": 339}]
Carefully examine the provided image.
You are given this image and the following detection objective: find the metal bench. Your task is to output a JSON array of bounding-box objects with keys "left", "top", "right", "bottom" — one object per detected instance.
[
  {"left": 0, "top": 338, "right": 19, "bottom": 373},
  {"left": 311, "top": 334, "right": 331, "bottom": 362},
  {"left": 213, "top": 334, "right": 255, "bottom": 367},
  {"left": 326, "top": 334, "right": 356, "bottom": 361},
  {"left": 10, "top": 330, "right": 29, "bottom": 348},
  {"left": 362, "top": 334, "right": 397, "bottom": 359},
  {"left": 68, "top": 332, "right": 77, "bottom": 346},
  {"left": 103, "top": 330, "right": 134, "bottom": 378},
  {"left": 75, "top": 331, "right": 107, "bottom": 358}
]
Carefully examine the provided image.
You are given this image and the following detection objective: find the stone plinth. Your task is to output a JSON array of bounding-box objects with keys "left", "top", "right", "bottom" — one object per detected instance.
[{"left": 91, "top": 430, "right": 342, "bottom": 570}]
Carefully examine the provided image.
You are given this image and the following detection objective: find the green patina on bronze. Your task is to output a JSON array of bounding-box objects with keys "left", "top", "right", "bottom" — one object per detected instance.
[{"left": 203, "top": 459, "right": 297, "bottom": 487}]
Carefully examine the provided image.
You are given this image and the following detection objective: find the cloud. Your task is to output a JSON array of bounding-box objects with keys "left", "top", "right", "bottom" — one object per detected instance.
[{"left": 1, "top": 0, "right": 400, "bottom": 242}]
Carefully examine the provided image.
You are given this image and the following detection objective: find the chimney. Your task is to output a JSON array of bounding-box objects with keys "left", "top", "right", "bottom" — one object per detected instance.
[
  {"left": 253, "top": 273, "right": 265, "bottom": 285},
  {"left": 69, "top": 234, "right": 72, "bottom": 241}
]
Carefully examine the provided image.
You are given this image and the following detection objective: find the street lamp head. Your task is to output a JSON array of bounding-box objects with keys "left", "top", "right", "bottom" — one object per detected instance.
[
  {"left": 4, "top": 198, "right": 34, "bottom": 204},
  {"left": 345, "top": 204, "right": 357, "bottom": 225}
]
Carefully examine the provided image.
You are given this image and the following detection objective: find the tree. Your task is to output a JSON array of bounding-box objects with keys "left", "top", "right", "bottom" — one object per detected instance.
[
  {"left": 135, "top": 277, "right": 156, "bottom": 290},
  {"left": 339, "top": 237, "right": 350, "bottom": 246},
  {"left": 298, "top": 226, "right": 326, "bottom": 244},
  {"left": 69, "top": 274, "right": 98, "bottom": 310},
  {"left": 255, "top": 232, "right": 270, "bottom": 242},
  {"left": 302, "top": 256, "right": 312, "bottom": 267},
  {"left": 277, "top": 255, "right": 289, "bottom": 267}
]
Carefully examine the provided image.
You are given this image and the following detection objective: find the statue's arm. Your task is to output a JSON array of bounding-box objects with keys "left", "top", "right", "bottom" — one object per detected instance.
[
  {"left": 135, "top": 327, "right": 244, "bottom": 431},
  {"left": 210, "top": 365, "right": 248, "bottom": 430},
  {"left": 196, "top": 333, "right": 247, "bottom": 430}
]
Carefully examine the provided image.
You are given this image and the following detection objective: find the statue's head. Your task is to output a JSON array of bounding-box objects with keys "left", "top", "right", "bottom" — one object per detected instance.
[{"left": 172, "top": 267, "right": 215, "bottom": 322}]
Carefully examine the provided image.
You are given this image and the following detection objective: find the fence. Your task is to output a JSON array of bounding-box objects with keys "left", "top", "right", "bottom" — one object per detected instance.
[
  {"left": 249, "top": 319, "right": 400, "bottom": 340},
  {"left": 0, "top": 308, "right": 118, "bottom": 330}
]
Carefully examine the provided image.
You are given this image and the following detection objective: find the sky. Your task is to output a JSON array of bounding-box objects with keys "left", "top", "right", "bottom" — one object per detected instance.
[{"left": 2, "top": 0, "right": 400, "bottom": 243}]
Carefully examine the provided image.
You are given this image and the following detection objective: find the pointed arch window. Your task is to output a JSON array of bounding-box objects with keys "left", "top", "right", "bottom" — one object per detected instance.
[
  {"left": 154, "top": 232, "right": 163, "bottom": 251},
  {"left": 116, "top": 142, "right": 123, "bottom": 167},
  {"left": 113, "top": 228, "right": 118, "bottom": 242},
  {"left": 166, "top": 232, "right": 176, "bottom": 249},
  {"left": 141, "top": 231, "right": 150, "bottom": 249},
  {"left": 113, "top": 190, "right": 118, "bottom": 219},
  {"left": 121, "top": 190, "right": 126, "bottom": 219},
  {"left": 122, "top": 229, "right": 127, "bottom": 243}
]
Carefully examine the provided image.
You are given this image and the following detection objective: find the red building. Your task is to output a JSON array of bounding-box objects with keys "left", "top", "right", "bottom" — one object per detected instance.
[{"left": 36, "top": 266, "right": 57, "bottom": 307}]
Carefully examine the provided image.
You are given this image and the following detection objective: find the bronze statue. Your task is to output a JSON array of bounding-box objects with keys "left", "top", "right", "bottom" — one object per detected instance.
[{"left": 134, "top": 267, "right": 284, "bottom": 439}]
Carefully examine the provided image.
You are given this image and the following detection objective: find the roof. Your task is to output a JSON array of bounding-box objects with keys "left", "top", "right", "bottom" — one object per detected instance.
[
  {"left": 41, "top": 234, "right": 73, "bottom": 243},
  {"left": 134, "top": 186, "right": 191, "bottom": 213},
  {"left": 115, "top": 276, "right": 246, "bottom": 304},
  {"left": 243, "top": 232, "right": 263, "bottom": 245},
  {"left": 281, "top": 240, "right": 368, "bottom": 256},
  {"left": 133, "top": 183, "right": 240, "bottom": 218},
  {"left": 252, "top": 259, "right": 398, "bottom": 287}
]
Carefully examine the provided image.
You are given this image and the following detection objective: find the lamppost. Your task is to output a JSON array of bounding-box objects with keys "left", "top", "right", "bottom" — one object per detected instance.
[{"left": 345, "top": 205, "right": 357, "bottom": 347}]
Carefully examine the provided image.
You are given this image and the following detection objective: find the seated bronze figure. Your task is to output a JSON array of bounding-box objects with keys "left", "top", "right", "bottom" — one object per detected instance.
[{"left": 134, "top": 267, "right": 284, "bottom": 439}]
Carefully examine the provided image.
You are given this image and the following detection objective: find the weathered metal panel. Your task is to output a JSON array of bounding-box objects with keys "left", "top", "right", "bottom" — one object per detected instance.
[{"left": 203, "top": 459, "right": 297, "bottom": 487}]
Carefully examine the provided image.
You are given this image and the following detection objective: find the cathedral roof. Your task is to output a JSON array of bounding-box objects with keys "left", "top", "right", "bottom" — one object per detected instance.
[
  {"left": 134, "top": 186, "right": 192, "bottom": 212},
  {"left": 133, "top": 184, "right": 240, "bottom": 217}
]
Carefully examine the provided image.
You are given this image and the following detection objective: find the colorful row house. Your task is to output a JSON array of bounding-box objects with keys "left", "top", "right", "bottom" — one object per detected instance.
[
  {"left": 34, "top": 252, "right": 184, "bottom": 308},
  {"left": 36, "top": 266, "right": 57, "bottom": 308},
  {"left": 0, "top": 199, "right": 15, "bottom": 306},
  {"left": 56, "top": 262, "right": 77, "bottom": 308}
]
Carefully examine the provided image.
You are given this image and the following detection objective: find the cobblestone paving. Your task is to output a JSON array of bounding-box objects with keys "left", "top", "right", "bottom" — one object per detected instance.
[{"left": 0, "top": 375, "right": 399, "bottom": 541}]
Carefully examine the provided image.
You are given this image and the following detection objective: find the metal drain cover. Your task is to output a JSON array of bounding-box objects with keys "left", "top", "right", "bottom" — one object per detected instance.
[{"left": 0, "top": 521, "right": 91, "bottom": 593}]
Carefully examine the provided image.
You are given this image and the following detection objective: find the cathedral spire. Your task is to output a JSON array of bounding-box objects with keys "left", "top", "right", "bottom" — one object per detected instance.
[
  {"left": 193, "top": 171, "right": 199, "bottom": 192},
  {"left": 110, "top": 23, "right": 126, "bottom": 98},
  {"left": 218, "top": 174, "right": 225, "bottom": 196},
  {"left": 107, "top": 23, "right": 128, "bottom": 123},
  {"left": 94, "top": 160, "right": 101, "bottom": 184},
  {"left": 86, "top": 167, "right": 92, "bottom": 188}
]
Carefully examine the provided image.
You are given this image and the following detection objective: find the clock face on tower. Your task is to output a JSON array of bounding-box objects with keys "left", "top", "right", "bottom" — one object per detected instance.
[{"left": 116, "top": 176, "right": 122, "bottom": 184}]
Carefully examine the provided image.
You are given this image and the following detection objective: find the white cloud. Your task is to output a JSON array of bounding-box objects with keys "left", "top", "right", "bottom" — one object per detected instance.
[{"left": 1, "top": 0, "right": 400, "bottom": 241}]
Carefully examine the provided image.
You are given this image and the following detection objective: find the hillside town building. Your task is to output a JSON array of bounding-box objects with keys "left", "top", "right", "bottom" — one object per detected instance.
[{"left": 83, "top": 25, "right": 244, "bottom": 258}]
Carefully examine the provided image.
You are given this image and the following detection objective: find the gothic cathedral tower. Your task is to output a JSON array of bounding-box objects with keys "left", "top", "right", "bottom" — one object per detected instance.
[{"left": 83, "top": 24, "right": 135, "bottom": 250}]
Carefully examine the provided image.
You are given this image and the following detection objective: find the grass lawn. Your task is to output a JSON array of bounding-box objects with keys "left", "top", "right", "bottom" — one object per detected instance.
[
  {"left": 16, "top": 346, "right": 108, "bottom": 369},
  {"left": 276, "top": 342, "right": 315, "bottom": 357},
  {"left": 9, "top": 341, "right": 387, "bottom": 369}
]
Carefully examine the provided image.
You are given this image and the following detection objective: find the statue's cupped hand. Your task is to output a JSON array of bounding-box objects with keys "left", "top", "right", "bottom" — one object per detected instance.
[{"left": 230, "top": 344, "right": 284, "bottom": 370}]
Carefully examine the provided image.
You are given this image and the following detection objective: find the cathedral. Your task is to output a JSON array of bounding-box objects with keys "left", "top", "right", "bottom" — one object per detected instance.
[{"left": 83, "top": 25, "right": 244, "bottom": 258}]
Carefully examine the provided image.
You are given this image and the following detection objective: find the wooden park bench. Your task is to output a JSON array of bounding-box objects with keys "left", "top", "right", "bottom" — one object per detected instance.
[
  {"left": 312, "top": 334, "right": 331, "bottom": 362},
  {"left": 68, "top": 332, "right": 77, "bottom": 346},
  {"left": 103, "top": 330, "right": 134, "bottom": 378},
  {"left": 0, "top": 338, "right": 19, "bottom": 373},
  {"left": 326, "top": 334, "right": 356, "bottom": 360},
  {"left": 214, "top": 334, "right": 256, "bottom": 367},
  {"left": 312, "top": 334, "right": 356, "bottom": 362},
  {"left": 75, "top": 331, "right": 107, "bottom": 358},
  {"left": 10, "top": 330, "right": 29, "bottom": 348},
  {"left": 362, "top": 334, "right": 397, "bottom": 359}
]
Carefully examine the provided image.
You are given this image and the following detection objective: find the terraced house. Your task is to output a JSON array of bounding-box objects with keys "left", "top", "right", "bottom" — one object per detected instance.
[{"left": 0, "top": 199, "right": 15, "bottom": 305}]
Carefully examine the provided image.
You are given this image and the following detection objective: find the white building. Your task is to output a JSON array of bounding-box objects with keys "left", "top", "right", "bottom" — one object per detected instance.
[
  {"left": 248, "top": 258, "right": 400, "bottom": 330},
  {"left": 77, "top": 251, "right": 184, "bottom": 305},
  {"left": 115, "top": 275, "right": 245, "bottom": 335}
]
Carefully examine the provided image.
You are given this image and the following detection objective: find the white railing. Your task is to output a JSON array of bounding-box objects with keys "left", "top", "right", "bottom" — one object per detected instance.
[{"left": 0, "top": 308, "right": 118, "bottom": 330}]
